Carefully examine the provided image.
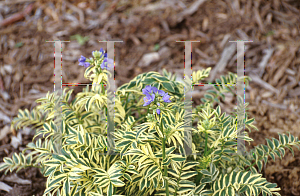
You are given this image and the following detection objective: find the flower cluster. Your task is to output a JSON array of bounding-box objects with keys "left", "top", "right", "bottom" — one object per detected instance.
[
  {"left": 101, "top": 53, "right": 114, "bottom": 70},
  {"left": 142, "top": 85, "right": 171, "bottom": 115},
  {"left": 78, "top": 48, "right": 113, "bottom": 70},
  {"left": 78, "top": 55, "right": 91, "bottom": 68}
]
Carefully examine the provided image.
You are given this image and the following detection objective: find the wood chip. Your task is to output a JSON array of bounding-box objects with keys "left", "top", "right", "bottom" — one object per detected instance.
[
  {"left": 0, "top": 182, "right": 12, "bottom": 193},
  {"left": 253, "top": 6, "right": 265, "bottom": 32},
  {"left": 285, "top": 68, "right": 296, "bottom": 76},
  {"left": 4, "top": 173, "right": 31, "bottom": 185},
  {"left": 0, "top": 125, "right": 11, "bottom": 141},
  {"left": 271, "top": 47, "right": 297, "bottom": 86},
  {"left": 209, "top": 43, "right": 236, "bottom": 81},
  {"left": 65, "top": 1, "right": 85, "bottom": 24},
  {"left": 261, "top": 100, "right": 287, "bottom": 110},
  {"left": 0, "top": 3, "right": 34, "bottom": 27},
  {"left": 177, "top": 0, "right": 207, "bottom": 23},
  {"left": 160, "top": 19, "right": 170, "bottom": 33},
  {"left": 249, "top": 73, "right": 279, "bottom": 95},
  {"left": 0, "top": 0, "right": 36, "bottom": 5},
  {"left": 195, "top": 48, "right": 210, "bottom": 59},
  {"left": 288, "top": 87, "right": 300, "bottom": 97},
  {"left": 258, "top": 48, "right": 274, "bottom": 77}
]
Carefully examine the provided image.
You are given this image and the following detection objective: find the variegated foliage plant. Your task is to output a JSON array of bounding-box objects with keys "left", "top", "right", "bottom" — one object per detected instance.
[{"left": 1, "top": 49, "right": 300, "bottom": 196}]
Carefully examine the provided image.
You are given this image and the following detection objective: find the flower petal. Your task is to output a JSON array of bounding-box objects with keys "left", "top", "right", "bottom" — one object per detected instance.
[
  {"left": 142, "top": 88, "right": 149, "bottom": 95},
  {"left": 156, "top": 109, "right": 160, "bottom": 115},
  {"left": 78, "top": 55, "right": 86, "bottom": 63},
  {"left": 162, "top": 94, "right": 171, "bottom": 102},
  {"left": 106, "top": 59, "right": 113, "bottom": 70},
  {"left": 152, "top": 86, "right": 158, "bottom": 94},
  {"left": 84, "top": 62, "right": 90, "bottom": 68},
  {"left": 158, "top": 90, "right": 166, "bottom": 96},
  {"left": 151, "top": 93, "right": 155, "bottom": 101},
  {"left": 145, "top": 85, "right": 152, "bottom": 93}
]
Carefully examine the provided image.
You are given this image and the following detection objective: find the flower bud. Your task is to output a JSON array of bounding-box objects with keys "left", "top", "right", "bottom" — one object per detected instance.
[
  {"left": 92, "top": 50, "right": 101, "bottom": 59},
  {"left": 227, "top": 167, "right": 232, "bottom": 173}
]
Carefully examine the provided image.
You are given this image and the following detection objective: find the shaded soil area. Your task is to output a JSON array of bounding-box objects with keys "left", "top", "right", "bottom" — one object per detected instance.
[{"left": 0, "top": 0, "right": 300, "bottom": 195}]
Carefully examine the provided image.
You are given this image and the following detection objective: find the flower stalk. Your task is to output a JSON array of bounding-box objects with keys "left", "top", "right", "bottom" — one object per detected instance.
[
  {"left": 160, "top": 117, "right": 169, "bottom": 196},
  {"left": 141, "top": 85, "right": 172, "bottom": 195}
]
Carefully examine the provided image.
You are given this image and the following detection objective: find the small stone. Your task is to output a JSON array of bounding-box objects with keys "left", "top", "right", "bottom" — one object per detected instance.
[
  {"left": 0, "top": 125, "right": 11, "bottom": 141},
  {"left": 28, "top": 88, "right": 40, "bottom": 94},
  {"left": 10, "top": 132, "right": 22, "bottom": 149},
  {"left": 138, "top": 52, "right": 160, "bottom": 67},
  {"left": 14, "top": 72, "right": 23, "bottom": 83},
  {"left": 77, "top": 2, "right": 87, "bottom": 9},
  {"left": 0, "top": 111, "right": 11, "bottom": 124},
  {"left": 261, "top": 91, "right": 273, "bottom": 98},
  {"left": 22, "top": 127, "right": 32, "bottom": 135},
  {"left": 0, "top": 90, "right": 10, "bottom": 101}
]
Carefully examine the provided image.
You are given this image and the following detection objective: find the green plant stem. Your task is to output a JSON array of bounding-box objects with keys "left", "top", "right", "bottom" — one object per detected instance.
[
  {"left": 161, "top": 118, "right": 169, "bottom": 196},
  {"left": 26, "top": 165, "right": 42, "bottom": 169},
  {"left": 132, "top": 115, "right": 147, "bottom": 126},
  {"left": 204, "top": 131, "right": 208, "bottom": 156},
  {"left": 195, "top": 173, "right": 203, "bottom": 186},
  {"left": 101, "top": 82, "right": 105, "bottom": 95},
  {"left": 245, "top": 155, "right": 264, "bottom": 172},
  {"left": 124, "top": 93, "right": 129, "bottom": 111},
  {"left": 215, "top": 143, "right": 224, "bottom": 166},
  {"left": 174, "top": 165, "right": 184, "bottom": 195},
  {"left": 137, "top": 107, "right": 141, "bottom": 118}
]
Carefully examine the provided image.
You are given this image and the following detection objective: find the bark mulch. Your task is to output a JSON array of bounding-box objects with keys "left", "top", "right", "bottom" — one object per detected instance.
[{"left": 0, "top": 0, "right": 300, "bottom": 195}]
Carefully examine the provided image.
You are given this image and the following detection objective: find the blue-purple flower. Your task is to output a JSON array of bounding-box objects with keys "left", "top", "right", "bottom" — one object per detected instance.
[
  {"left": 78, "top": 55, "right": 86, "bottom": 65},
  {"left": 100, "top": 48, "right": 104, "bottom": 57},
  {"left": 101, "top": 58, "right": 114, "bottom": 70},
  {"left": 142, "top": 85, "right": 158, "bottom": 95},
  {"left": 162, "top": 93, "right": 171, "bottom": 103},
  {"left": 83, "top": 62, "right": 91, "bottom": 68},
  {"left": 143, "top": 92, "right": 155, "bottom": 106},
  {"left": 157, "top": 90, "right": 171, "bottom": 103},
  {"left": 156, "top": 102, "right": 161, "bottom": 114},
  {"left": 142, "top": 85, "right": 153, "bottom": 95},
  {"left": 78, "top": 55, "right": 91, "bottom": 68},
  {"left": 142, "top": 85, "right": 172, "bottom": 115}
]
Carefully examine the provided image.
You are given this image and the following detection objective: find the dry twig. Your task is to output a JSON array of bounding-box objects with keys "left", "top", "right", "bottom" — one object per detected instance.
[
  {"left": 0, "top": 0, "right": 36, "bottom": 5},
  {"left": 0, "top": 3, "right": 35, "bottom": 27}
]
